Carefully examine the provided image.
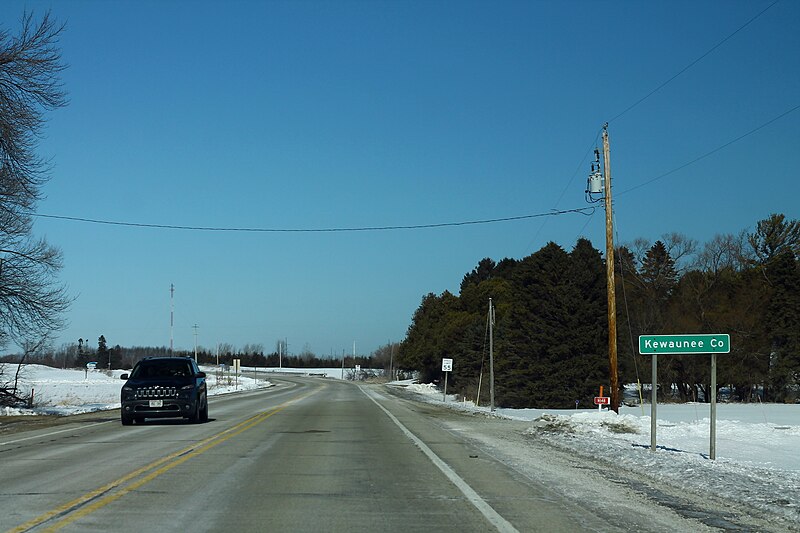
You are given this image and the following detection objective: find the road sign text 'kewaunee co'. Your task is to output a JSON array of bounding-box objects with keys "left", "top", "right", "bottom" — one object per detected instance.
[{"left": 639, "top": 334, "right": 730, "bottom": 355}]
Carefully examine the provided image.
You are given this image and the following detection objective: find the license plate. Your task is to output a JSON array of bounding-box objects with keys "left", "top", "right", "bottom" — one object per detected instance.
[{"left": 149, "top": 400, "right": 163, "bottom": 408}]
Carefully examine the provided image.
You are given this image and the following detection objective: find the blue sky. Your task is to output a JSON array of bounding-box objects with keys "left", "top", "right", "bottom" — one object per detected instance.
[{"left": 3, "top": 0, "right": 798, "bottom": 357}]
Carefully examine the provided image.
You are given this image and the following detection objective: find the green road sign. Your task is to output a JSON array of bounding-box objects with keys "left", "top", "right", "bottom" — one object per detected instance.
[{"left": 639, "top": 334, "right": 730, "bottom": 355}]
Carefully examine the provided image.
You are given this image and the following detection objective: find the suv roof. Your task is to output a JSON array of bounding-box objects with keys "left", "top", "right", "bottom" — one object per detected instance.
[
  {"left": 130, "top": 357, "right": 198, "bottom": 378},
  {"left": 140, "top": 356, "right": 194, "bottom": 361}
]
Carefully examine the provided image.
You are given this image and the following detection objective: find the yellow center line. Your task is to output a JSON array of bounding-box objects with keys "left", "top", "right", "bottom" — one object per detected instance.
[{"left": 9, "top": 387, "right": 319, "bottom": 533}]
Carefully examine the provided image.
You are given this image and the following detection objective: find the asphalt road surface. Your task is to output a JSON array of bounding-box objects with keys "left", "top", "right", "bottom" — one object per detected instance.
[{"left": 0, "top": 376, "right": 778, "bottom": 532}]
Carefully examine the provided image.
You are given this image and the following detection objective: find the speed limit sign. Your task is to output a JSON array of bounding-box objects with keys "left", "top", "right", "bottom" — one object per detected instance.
[{"left": 442, "top": 358, "right": 453, "bottom": 372}]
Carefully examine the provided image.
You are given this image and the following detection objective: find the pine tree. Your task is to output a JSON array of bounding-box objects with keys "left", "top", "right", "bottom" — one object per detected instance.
[{"left": 765, "top": 251, "right": 800, "bottom": 401}]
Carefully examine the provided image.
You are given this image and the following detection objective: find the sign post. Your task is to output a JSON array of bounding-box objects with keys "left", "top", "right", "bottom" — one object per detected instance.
[
  {"left": 593, "top": 385, "right": 610, "bottom": 413},
  {"left": 442, "top": 358, "right": 453, "bottom": 402},
  {"left": 639, "top": 334, "right": 730, "bottom": 459}
]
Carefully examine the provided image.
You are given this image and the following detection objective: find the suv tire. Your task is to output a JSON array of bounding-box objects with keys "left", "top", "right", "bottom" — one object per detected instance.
[
  {"left": 189, "top": 401, "right": 201, "bottom": 423},
  {"left": 200, "top": 399, "right": 209, "bottom": 422}
]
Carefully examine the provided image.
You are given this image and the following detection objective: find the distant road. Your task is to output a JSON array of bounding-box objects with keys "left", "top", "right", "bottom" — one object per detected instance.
[{"left": 0, "top": 376, "right": 777, "bottom": 532}]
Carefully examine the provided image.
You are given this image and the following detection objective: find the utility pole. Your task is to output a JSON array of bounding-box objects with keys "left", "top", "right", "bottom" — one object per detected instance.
[
  {"left": 192, "top": 324, "right": 199, "bottom": 362},
  {"left": 489, "top": 298, "right": 495, "bottom": 412},
  {"left": 602, "top": 124, "right": 620, "bottom": 413},
  {"left": 388, "top": 341, "right": 394, "bottom": 382},
  {"left": 170, "top": 284, "right": 174, "bottom": 356}
]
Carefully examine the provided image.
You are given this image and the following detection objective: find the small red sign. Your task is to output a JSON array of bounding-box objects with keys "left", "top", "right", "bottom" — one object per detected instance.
[{"left": 593, "top": 396, "right": 610, "bottom": 405}]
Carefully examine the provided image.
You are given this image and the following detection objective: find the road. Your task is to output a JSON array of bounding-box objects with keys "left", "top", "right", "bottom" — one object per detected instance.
[{"left": 0, "top": 376, "right": 767, "bottom": 532}]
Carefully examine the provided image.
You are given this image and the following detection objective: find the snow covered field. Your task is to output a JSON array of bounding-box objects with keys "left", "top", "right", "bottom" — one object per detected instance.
[
  {"left": 2, "top": 365, "right": 798, "bottom": 524},
  {"left": 0, "top": 364, "right": 278, "bottom": 416}
]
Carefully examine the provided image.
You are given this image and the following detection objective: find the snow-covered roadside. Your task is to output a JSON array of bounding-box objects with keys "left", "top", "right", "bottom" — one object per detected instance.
[
  {"left": 1, "top": 364, "right": 275, "bottom": 416},
  {"left": 393, "top": 381, "right": 800, "bottom": 527},
  {"left": 0, "top": 364, "right": 372, "bottom": 417}
]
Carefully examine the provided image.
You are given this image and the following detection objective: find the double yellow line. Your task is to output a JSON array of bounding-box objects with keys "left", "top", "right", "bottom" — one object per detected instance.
[{"left": 9, "top": 393, "right": 308, "bottom": 533}]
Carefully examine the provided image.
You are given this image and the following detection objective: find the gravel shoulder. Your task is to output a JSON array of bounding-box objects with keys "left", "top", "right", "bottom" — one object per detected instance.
[{"left": 0, "top": 410, "right": 118, "bottom": 438}]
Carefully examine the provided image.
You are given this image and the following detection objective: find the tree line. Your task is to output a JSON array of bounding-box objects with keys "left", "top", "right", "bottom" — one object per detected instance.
[
  {"left": 1, "top": 337, "right": 395, "bottom": 373},
  {"left": 397, "top": 214, "right": 800, "bottom": 408}
]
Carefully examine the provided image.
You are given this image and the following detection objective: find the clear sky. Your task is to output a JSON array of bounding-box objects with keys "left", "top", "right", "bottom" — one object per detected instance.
[{"left": 3, "top": 0, "right": 798, "bottom": 357}]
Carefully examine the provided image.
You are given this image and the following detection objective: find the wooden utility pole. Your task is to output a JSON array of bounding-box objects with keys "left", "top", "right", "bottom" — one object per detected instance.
[
  {"left": 602, "top": 124, "right": 620, "bottom": 413},
  {"left": 489, "top": 298, "right": 495, "bottom": 412}
]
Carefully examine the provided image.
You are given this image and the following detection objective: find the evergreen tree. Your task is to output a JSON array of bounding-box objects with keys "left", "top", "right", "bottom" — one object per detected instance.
[
  {"left": 747, "top": 213, "right": 800, "bottom": 265},
  {"left": 565, "top": 238, "right": 608, "bottom": 405},
  {"left": 398, "top": 291, "right": 460, "bottom": 383},
  {"left": 97, "top": 335, "right": 109, "bottom": 369},
  {"left": 640, "top": 240, "right": 677, "bottom": 301},
  {"left": 764, "top": 251, "right": 800, "bottom": 401},
  {"left": 460, "top": 258, "right": 496, "bottom": 293},
  {"left": 496, "top": 243, "right": 574, "bottom": 407}
]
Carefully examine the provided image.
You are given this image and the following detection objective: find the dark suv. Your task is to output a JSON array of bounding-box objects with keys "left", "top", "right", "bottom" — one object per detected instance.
[{"left": 120, "top": 356, "right": 208, "bottom": 425}]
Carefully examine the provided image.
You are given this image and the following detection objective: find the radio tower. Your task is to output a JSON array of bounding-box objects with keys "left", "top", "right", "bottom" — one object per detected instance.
[{"left": 170, "top": 283, "right": 174, "bottom": 355}]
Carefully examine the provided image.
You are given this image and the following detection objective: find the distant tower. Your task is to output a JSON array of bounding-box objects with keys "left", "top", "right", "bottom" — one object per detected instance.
[{"left": 170, "top": 283, "right": 174, "bottom": 355}]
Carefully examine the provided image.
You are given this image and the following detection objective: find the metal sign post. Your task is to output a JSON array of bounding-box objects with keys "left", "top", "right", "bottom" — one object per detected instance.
[
  {"left": 442, "top": 358, "right": 453, "bottom": 403},
  {"left": 639, "top": 334, "right": 730, "bottom": 460},
  {"left": 593, "top": 385, "right": 610, "bottom": 413},
  {"left": 651, "top": 353, "right": 657, "bottom": 452}
]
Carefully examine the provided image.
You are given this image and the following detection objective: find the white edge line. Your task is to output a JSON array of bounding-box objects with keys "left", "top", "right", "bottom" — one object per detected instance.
[
  {"left": 360, "top": 386, "right": 519, "bottom": 533},
  {"left": 0, "top": 420, "right": 114, "bottom": 446}
]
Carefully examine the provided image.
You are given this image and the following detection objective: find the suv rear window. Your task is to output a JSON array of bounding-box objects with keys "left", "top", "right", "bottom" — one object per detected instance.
[{"left": 131, "top": 360, "right": 194, "bottom": 379}]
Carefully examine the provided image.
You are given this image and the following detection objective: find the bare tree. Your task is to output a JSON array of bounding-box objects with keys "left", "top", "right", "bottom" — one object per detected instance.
[
  {"left": 0, "top": 336, "right": 48, "bottom": 406},
  {"left": 694, "top": 232, "right": 750, "bottom": 274},
  {"left": 0, "top": 12, "right": 70, "bottom": 351},
  {"left": 660, "top": 232, "right": 697, "bottom": 273}
]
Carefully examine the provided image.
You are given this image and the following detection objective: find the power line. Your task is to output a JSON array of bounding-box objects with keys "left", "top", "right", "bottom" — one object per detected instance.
[
  {"left": 53, "top": 100, "right": 791, "bottom": 236},
  {"left": 617, "top": 102, "right": 800, "bottom": 197},
  {"left": 608, "top": 0, "right": 779, "bottom": 124},
  {"left": 31, "top": 206, "right": 596, "bottom": 233},
  {"left": 524, "top": 128, "right": 603, "bottom": 254}
]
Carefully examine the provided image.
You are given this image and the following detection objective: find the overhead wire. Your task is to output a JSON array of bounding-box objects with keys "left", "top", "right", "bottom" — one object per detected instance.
[
  {"left": 607, "top": 0, "right": 780, "bottom": 124},
  {"left": 27, "top": 3, "right": 786, "bottom": 241},
  {"left": 59, "top": 94, "right": 783, "bottom": 238},
  {"left": 31, "top": 206, "right": 596, "bottom": 233},
  {"left": 562, "top": 1, "right": 782, "bottom": 246},
  {"left": 617, "top": 102, "right": 800, "bottom": 197},
  {"left": 525, "top": 128, "right": 603, "bottom": 254}
]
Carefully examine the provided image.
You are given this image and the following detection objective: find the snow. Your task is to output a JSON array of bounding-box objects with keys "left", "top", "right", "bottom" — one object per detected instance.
[
  {"left": 3, "top": 366, "right": 798, "bottom": 524},
  {"left": 0, "top": 364, "right": 371, "bottom": 417},
  {"left": 0, "top": 364, "right": 278, "bottom": 416},
  {"left": 398, "top": 380, "right": 800, "bottom": 524}
]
